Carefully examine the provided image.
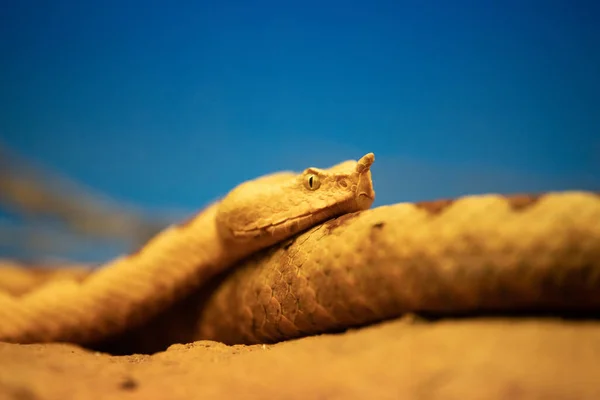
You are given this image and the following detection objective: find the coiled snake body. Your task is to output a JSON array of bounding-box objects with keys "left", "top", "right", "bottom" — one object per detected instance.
[{"left": 0, "top": 153, "right": 599, "bottom": 349}]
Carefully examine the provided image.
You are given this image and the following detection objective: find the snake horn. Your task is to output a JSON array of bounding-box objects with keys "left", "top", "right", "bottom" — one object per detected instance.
[{"left": 356, "top": 153, "right": 375, "bottom": 174}]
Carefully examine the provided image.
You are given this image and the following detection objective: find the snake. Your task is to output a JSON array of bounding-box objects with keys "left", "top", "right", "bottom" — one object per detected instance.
[
  {"left": 0, "top": 152, "right": 599, "bottom": 350},
  {"left": 0, "top": 153, "right": 376, "bottom": 344}
]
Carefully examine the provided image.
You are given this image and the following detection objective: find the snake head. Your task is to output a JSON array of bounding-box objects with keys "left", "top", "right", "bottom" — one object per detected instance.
[{"left": 216, "top": 153, "right": 375, "bottom": 246}]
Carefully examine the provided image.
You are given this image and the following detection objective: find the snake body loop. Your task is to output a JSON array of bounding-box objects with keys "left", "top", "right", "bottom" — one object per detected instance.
[
  {"left": 1, "top": 153, "right": 599, "bottom": 352},
  {"left": 0, "top": 154, "right": 375, "bottom": 344}
]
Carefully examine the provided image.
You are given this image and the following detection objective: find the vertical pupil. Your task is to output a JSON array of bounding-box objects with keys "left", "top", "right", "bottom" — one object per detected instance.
[{"left": 309, "top": 176, "right": 314, "bottom": 188}]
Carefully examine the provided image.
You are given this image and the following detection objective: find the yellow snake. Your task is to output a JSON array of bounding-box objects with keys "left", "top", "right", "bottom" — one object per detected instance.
[
  {"left": 0, "top": 153, "right": 376, "bottom": 344},
  {"left": 1, "top": 152, "right": 599, "bottom": 352}
]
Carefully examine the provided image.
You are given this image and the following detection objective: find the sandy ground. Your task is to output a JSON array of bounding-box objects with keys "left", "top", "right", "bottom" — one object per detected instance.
[{"left": 1, "top": 316, "right": 600, "bottom": 400}]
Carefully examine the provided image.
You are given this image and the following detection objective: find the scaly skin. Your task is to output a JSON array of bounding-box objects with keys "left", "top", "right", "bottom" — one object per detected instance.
[
  {"left": 91, "top": 190, "right": 599, "bottom": 353},
  {"left": 1, "top": 155, "right": 599, "bottom": 351},
  {"left": 194, "top": 191, "right": 600, "bottom": 345},
  {"left": 0, "top": 154, "right": 375, "bottom": 344}
]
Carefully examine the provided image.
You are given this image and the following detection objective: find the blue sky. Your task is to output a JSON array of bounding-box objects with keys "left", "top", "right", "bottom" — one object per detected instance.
[{"left": 1, "top": 1, "right": 599, "bottom": 225}]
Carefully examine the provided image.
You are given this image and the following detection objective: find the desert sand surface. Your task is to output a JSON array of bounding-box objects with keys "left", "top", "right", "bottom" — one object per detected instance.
[{"left": 2, "top": 316, "right": 600, "bottom": 400}]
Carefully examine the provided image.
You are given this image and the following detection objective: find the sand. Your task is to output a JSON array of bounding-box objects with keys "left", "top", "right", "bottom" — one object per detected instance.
[{"left": 1, "top": 316, "right": 600, "bottom": 399}]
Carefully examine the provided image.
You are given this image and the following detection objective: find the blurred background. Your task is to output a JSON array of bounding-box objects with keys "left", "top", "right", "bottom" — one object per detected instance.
[{"left": 1, "top": 0, "right": 598, "bottom": 263}]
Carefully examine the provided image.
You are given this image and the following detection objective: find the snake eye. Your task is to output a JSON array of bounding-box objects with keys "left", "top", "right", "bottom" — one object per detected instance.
[{"left": 304, "top": 174, "right": 321, "bottom": 190}]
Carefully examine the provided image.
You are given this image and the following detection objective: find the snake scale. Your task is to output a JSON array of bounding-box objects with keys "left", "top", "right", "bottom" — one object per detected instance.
[{"left": 0, "top": 152, "right": 599, "bottom": 352}]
